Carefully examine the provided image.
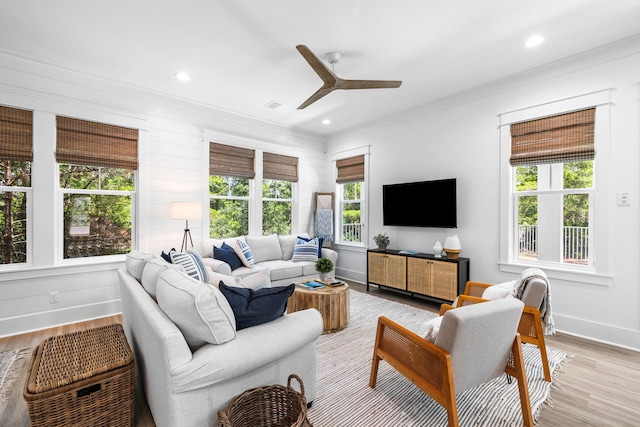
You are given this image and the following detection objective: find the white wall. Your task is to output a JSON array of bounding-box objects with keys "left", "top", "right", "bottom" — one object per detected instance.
[
  {"left": 0, "top": 52, "right": 327, "bottom": 337},
  {"left": 328, "top": 39, "right": 640, "bottom": 351}
]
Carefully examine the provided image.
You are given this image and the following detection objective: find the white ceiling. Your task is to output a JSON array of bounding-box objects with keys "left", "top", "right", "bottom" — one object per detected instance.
[{"left": 2, "top": 0, "right": 640, "bottom": 136}]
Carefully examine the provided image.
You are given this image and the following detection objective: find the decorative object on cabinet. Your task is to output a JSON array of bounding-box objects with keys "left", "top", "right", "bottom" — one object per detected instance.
[
  {"left": 373, "top": 233, "right": 390, "bottom": 251},
  {"left": 433, "top": 240, "right": 443, "bottom": 258},
  {"left": 444, "top": 234, "right": 462, "bottom": 259}
]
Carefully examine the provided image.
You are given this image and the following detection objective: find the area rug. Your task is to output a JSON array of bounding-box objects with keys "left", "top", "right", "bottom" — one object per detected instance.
[
  {"left": 0, "top": 348, "right": 30, "bottom": 411},
  {"left": 307, "top": 290, "right": 567, "bottom": 426}
]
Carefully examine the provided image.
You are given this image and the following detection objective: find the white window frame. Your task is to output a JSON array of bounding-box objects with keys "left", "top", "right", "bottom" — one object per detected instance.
[
  {"left": 262, "top": 178, "right": 294, "bottom": 235},
  {"left": 333, "top": 146, "right": 370, "bottom": 247},
  {"left": 499, "top": 90, "right": 612, "bottom": 285},
  {"left": 58, "top": 167, "right": 137, "bottom": 263},
  {"left": 0, "top": 185, "right": 31, "bottom": 268}
]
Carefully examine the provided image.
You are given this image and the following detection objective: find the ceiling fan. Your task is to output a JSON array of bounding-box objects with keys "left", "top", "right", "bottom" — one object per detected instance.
[{"left": 296, "top": 44, "right": 402, "bottom": 109}]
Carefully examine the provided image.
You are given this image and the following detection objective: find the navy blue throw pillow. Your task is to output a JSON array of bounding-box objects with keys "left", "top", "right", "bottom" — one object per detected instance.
[
  {"left": 161, "top": 248, "right": 175, "bottom": 263},
  {"left": 219, "top": 283, "right": 295, "bottom": 330},
  {"left": 214, "top": 242, "right": 244, "bottom": 271}
]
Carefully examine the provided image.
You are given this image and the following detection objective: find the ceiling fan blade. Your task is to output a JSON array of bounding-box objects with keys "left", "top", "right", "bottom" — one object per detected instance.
[
  {"left": 296, "top": 45, "right": 337, "bottom": 86},
  {"left": 297, "top": 87, "right": 335, "bottom": 109},
  {"left": 339, "top": 79, "right": 402, "bottom": 90}
]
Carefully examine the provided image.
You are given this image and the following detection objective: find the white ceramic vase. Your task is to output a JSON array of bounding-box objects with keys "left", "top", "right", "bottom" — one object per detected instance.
[
  {"left": 444, "top": 234, "right": 462, "bottom": 259},
  {"left": 433, "top": 240, "right": 443, "bottom": 258}
]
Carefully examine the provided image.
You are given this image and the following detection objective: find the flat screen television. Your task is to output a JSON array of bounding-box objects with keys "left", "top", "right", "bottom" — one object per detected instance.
[{"left": 382, "top": 178, "right": 457, "bottom": 228}]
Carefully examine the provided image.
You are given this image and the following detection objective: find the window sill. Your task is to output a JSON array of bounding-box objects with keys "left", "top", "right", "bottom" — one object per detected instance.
[
  {"left": 0, "top": 255, "right": 125, "bottom": 283},
  {"left": 498, "top": 261, "right": 611, "bottom": 286},
  {"left": 333, "top": 242, "right": 368, "bottom": 252}
]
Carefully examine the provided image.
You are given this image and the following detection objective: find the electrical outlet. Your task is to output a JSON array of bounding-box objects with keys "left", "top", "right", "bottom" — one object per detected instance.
[
  {"left": 618, "top": 192, "right": 630, "bottom": 207},
  {"left": 49, "top": 291, "right": 59, "bottom": 304}
]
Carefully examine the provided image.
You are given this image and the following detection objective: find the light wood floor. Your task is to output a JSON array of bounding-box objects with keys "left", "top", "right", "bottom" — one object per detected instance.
[{"left": 1, "top": 283, "right": 638, "bottom": 426}]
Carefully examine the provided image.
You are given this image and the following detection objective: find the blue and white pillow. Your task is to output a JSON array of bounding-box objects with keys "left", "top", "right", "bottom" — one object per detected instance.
[
  {"left": 233, "top": 239, "right": 255, "bottom": 267},
  {"left": 170, "top": 250, "right": 209, "bottom": 283},
  {"left": 292, "top": 237, "right": 319, "bottom": 262}
]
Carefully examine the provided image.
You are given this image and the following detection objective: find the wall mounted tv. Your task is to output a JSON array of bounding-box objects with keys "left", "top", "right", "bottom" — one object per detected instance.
[{"left": 382, "top": 178, "right": 457, "bottom": 228}]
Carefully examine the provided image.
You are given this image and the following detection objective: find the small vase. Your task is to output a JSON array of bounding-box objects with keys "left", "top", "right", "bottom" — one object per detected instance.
[
  {"left": 433, "top": 240, "right": 443, "bottom": 258},
  {"left": 318, "top": 272, "right": 326, "bottom": 282},
  {"left": 378, "top": 245, "right": 387, "bottom": 252},
  {"left": 444, "top": 234, "right": 462, "bottom": 259}
]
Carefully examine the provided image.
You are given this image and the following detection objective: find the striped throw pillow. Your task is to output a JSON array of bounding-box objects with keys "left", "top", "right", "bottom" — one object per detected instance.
[
  {"left": 234, "top": 239, "right": 255, "bottom": 267},
  {"left": 291, "top": 237, "right": 319, "bottom": 262},
  {"left": 170, "top": 250, "right": 209, "bottom": 283}
]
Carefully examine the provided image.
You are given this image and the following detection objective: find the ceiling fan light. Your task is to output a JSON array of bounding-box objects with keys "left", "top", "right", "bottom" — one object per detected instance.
[
  {"left": 322, "top": 119, "right": 331, "bottom": 125},
  {"left": 525, "top": 35, "right": 544, "bottom": 48},
  {"left": 174, "top": 72, "right": 190, "bottom": 82}
]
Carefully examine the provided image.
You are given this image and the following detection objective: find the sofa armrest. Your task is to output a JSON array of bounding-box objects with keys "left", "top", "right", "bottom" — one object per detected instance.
[
  {"left": 170, "top": 308, "right": 323, "bottom": 393},
  {"left": 202, "top": 257, "right": 232, "bottom": 275},
  {"left": 321, "top": 247, "right": 338, "bottom": 264}
]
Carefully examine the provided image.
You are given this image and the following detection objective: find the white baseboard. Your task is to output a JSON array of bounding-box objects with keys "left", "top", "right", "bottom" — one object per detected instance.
[
  {"left": 0, "top": 299, "right": 122, "bottom": 338},
  {"left": 553, "top": 313, "right": 640, "bottom": 352}
]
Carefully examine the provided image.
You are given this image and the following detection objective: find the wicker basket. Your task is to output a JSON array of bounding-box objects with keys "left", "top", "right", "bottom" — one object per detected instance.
[
  {"left": 23, "top": 324, "right": 135, "bottom": 427},
  {"left": 218, "top": 374, "right": 311, "bottom": 427}
]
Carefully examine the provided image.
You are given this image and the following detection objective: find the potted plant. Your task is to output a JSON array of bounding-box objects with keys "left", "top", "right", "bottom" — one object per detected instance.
[
  {"left": 373, "top": 233, "right": 390, "bottom": 251},
  {"left": 315, "top": 257, "right": 334, "bottom": 281}
]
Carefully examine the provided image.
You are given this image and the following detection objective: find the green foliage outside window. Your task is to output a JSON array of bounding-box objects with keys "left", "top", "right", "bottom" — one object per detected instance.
[
  {"left": 210, "top": 175, "right": 250, "bottom": 238},
  {"left": 262, "top": 179, "right": 292, "bottom": 235},
  {"left": 60, "top": 164, "right": 134, "bottom": 259},
  {"left": 1, "top": 160, "right": 30, "bottom": 264}
]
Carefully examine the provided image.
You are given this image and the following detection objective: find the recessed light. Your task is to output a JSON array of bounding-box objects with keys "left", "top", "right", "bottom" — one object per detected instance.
[
  {"left": 525, "top": 35, "right": 544, "bottom": 48},
  {"left": 174, "top": 72, "right": 190, "bottom": 82},
  {"left": 322, "top": 119, "right": 331, "bottom": 125}
]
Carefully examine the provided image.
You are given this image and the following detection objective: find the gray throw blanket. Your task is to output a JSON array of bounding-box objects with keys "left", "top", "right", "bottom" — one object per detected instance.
[{"left": 515, "top": 268, "right": 556, "bottom": 335}]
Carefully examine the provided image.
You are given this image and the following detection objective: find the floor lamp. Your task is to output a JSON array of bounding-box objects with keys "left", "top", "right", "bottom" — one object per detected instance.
[{"left": 170, "top": 202, "right": 202, "bottom": 252}]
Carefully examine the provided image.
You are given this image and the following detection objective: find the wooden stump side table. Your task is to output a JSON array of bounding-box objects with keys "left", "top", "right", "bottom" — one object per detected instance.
[{"left": 287, "top": 283, "right": 350, "bottom": 334}]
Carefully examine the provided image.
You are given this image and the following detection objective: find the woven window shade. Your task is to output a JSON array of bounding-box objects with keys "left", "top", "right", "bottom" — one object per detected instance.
[
  {"left": 209, "top": 142, "right": 255, "bottom": 179},
  {"left": 336, "top": 155, "right": 365, "bottom": 183},
  {"left": 0, "top": 106, "right": 33, "bottom": 162},
  {"left": 56, "top": 116, "right": 138, "bottom": 169},
  {"left": 510, "top": 108, "right": 595, "bottom": 166},
  {"left": 263, "top": 152, "right": 298, "bottom": 182}
]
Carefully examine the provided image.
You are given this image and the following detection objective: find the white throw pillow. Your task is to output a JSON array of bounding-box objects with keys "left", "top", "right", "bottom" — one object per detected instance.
[
  {"left": 421, "top": 316, "right": 443, "bottom": 343},
  {"left": 482, "top": 280, "right": 516, "bottom": 300},
  {"left": 236, "top": 269, "right": 271, "bottom": 290},
  {"left": 156, "top": 268, "right": 236, "bottom": 350},
  {"left": 207, "top": 270, "right": 240, "bottom": 288}
]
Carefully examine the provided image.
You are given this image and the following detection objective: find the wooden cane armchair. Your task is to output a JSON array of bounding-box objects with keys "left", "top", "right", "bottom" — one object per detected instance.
[
  {"left": 440, "top": 280, "right": 551, "bottom": 382},
  {"left": 370, "top": 298, "right": 534, "bottom": 427}
]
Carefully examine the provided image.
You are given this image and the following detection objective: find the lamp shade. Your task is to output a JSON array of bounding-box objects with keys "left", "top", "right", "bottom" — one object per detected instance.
[{"left": 170, "top": 202, "right": 202, "bottom": 220}]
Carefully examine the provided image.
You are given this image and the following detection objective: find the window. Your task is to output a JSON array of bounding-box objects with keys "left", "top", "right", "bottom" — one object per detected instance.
[
  {"left": 262, "top": 152, "right": 297, "bottom": 236},
  {"left": 0, "top": 106, "right": 32, "bottom": 265},
  {"left": 56, "top": 116, "right": 138, "bottom": 259},
  {"left": 262, "top": 179, "right": 292, "bottom": 235},
  {"left": 336, "top": 154, "right": 365, "bottom": 244},
  {"left": 500, "top": 91, "right": 611, "bottom": 284},
  {"left": 209, "top": 142, "right": 254, "bottom": 238}
]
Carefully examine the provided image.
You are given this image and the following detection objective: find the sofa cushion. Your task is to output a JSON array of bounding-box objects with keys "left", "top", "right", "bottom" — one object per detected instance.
[
  {"left": 201, "top": 237, "right": 240, "bottom": 258},
  {"left": 279, "top": 233, "right": 309, "bottom": 260},
  {"left": 126, "top": 251, "right": 156, "bottom": 281},
  {"left": 207, "top": 270, "right": 239, "bottom": 288},
  {"left": 291, "top": 237, "right": 319, "bottom": 262},
  {"left": 235, "top": 269, "right": 271, "bottom": 290},
  {"left": 171, "top": 250, "right": 209, "bottom": 283},
  {"left": 219, "top": 283, "right": 295, "bottom": 330},
  {"left": 214, "top": 242, "right": 244, "bottom": 271},
  {"left": 156, "top": 269, "right": 236, "bottom": 349},
  {"left": 258, "top": 260, "right": 304, "bottom": 281},
  {"left": 245, "top": 234, "right": 283, "bottom": 263},
  {"left": 233, "top": 239, "right": 255, "bottom": 267},
  {"left": 141, "top": 257, "right": 183, "bottom": 299}
]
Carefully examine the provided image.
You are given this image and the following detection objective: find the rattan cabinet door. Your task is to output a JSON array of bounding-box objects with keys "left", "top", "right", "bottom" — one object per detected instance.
[
  {"left": 368, "top": 252, "right": 406, "bottom": 290},
  {"left": 430, "top": 260, "right": 457, "bottom": 301},
  {"left": 407, "top": 257, "right": 431, "bottom": 294}
]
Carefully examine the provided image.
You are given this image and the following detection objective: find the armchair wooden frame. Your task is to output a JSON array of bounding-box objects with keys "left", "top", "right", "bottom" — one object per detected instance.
[
  {"left": 369, "top": 316, "right": 534, "bottom": 427},
  {"left": 440, "top": 281, "right": 551, "bottom": 382}
]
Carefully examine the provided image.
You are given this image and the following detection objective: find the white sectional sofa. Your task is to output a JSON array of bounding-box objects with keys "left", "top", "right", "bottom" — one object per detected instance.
[
  {"left": 119, "top": 251, "right": 324, "bottom": 427},
  {"left": 201, "top": 233, "right": 338, "bottom": 286}
]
